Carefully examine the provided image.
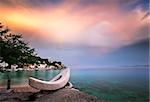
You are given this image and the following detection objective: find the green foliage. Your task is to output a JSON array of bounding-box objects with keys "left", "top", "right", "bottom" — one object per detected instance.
[{"left": 0, "top": 22, "right": 42, "bottom": 68}]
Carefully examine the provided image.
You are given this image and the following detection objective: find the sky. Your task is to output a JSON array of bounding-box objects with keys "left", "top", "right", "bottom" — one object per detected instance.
[{"left": 0, "top": 0, "right": 149, "bottom": 68}]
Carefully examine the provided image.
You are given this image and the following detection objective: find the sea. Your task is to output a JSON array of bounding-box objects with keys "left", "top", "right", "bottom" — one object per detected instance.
[{"left": 0, "top": 68, "right": 149, "bottom": 102}]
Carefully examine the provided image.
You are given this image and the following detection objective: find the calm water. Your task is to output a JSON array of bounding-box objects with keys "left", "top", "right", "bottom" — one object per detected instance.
[{"left": 0, "top": 68, "right": 149, "bottom": 102}]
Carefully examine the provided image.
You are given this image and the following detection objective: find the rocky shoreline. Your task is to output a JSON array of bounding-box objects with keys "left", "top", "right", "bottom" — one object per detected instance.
[{"left": 0, "top": 86, "right": 106, "bottom": 102}]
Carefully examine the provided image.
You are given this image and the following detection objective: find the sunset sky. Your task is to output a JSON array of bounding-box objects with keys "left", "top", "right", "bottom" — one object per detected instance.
[{"left": 0, "top": 0, "right": 149, "bottom": 68}]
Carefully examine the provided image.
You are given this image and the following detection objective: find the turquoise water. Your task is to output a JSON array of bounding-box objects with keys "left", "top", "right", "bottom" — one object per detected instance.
[
  {"left": 71, "top": 68, "right": 149, "bottom": 102},
  {"left": 0, "top": 70, "right": 60, "bottom": 86},
  {"left": 0, "top": 68, "right": 149, "bottom": 102}
]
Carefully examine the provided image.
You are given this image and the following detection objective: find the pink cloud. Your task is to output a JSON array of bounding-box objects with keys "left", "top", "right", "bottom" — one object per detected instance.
[{"left": 0, "top": 0, "right": 149, "bottom": 50}]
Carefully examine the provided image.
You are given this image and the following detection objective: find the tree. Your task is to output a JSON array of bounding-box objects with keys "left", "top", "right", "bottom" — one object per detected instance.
[{"left": 0, "top": 22, "right": 42, "bottom": 90}]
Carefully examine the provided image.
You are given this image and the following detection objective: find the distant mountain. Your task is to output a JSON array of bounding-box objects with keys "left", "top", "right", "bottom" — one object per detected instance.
[{"left": 97, "top": 39, "right": 149, "bottom": 67}]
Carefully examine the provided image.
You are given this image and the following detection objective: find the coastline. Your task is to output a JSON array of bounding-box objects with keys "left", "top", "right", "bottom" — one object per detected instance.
[{"left": 0, "top": 86, "right": 106, "bottom": 102}]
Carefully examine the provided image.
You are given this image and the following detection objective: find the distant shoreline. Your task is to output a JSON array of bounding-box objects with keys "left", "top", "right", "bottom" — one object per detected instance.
[
  {"left": 71, "top": 67, "right": 149, "bottom": 70},
  {"left": 0, "top": 67, "right": 59, "bottom": 72}
]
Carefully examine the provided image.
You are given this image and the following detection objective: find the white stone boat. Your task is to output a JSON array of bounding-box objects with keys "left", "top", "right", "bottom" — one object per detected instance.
[{"left": 29, "top": 68, "right": 71, "bottom": 90}]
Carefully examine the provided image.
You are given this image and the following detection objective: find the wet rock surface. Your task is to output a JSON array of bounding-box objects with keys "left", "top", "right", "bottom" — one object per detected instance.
[{"left": 0, "top": 88, "right": 106, "bottom": 102}]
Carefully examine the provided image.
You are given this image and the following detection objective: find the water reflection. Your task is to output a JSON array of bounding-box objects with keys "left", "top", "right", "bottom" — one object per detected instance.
[{"left": 0, "top": 70, "right": 60, "bottom": 86}]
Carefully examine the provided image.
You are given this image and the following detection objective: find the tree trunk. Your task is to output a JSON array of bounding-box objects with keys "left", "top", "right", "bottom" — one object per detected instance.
[{"left": 6, "top": 64, "right": 11, "bottom": 90}]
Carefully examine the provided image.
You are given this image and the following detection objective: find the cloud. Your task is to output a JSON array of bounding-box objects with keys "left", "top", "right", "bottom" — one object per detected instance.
[{"left": 0, "top": 0, "right": 149, "bottom": 52}]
